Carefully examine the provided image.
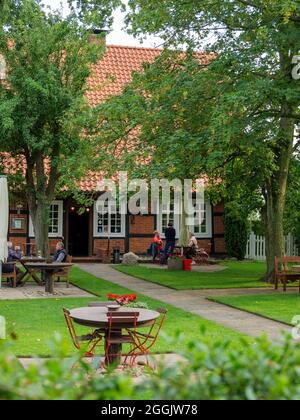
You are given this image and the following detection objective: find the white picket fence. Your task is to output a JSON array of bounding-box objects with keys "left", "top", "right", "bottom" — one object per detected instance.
[{"left": 245, "top": 232, "right": 299, "bottom": 261}]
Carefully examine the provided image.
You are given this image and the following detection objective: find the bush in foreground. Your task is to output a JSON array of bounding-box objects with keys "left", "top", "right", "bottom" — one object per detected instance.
[{"left": 1, "top": 331, "right": 300, "bottom": 400}]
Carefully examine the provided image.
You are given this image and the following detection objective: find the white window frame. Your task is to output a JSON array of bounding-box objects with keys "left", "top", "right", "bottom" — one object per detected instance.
[
  {"left": 29, "top": 200, "right": 64, "bottom": 238},
  {"left": 157, "top": 200, "right": 212, "bottom": 239},
  {"left": 93, "top": 202, "right": 126, "bottom": 238},
  {"left": 190, "top": 201, "right": 212, "bottom": 239}
]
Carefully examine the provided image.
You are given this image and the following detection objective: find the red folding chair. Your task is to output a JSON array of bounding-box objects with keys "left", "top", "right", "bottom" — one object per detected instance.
[
  {"left": 105, "top": 311, "right": 140, "bottom": 368},
  {"left": 126, "top": 308, "right": 168, "bottom": 368},
  {"left": 63, "top": 308, "right": 104, "bottom": 357}
]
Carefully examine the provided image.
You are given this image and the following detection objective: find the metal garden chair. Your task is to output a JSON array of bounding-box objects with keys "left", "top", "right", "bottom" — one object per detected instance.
[
  {"left": 63, "top": 308, "right": 104, "bottom": 357},
  {"left": 105, "top": 311, "right": 140, "bottom": 367},
  {"left": 126, "top": 308, "right": 168, "bottom": 368}
]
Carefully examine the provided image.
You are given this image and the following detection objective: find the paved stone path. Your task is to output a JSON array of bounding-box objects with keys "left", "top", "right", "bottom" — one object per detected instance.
[
  {"left": 78, "top": 264, "right": 294, "bottom": 341},
  {"left": 0, "top": 283, "right": 93, "bottom": 300}
]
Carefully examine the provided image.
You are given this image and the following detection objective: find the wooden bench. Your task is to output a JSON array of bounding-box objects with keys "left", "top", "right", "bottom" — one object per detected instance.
[
  {"left": 275, "top": 256, "right": 300, "bottom": 293},
  {"left": 1, "top": 262, "right": 17, "bottom": 288}
]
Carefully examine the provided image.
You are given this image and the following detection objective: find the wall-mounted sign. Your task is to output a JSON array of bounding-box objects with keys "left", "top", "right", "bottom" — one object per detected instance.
[{"left": 11, "top": 218, "right": 25, "bottom": 230}]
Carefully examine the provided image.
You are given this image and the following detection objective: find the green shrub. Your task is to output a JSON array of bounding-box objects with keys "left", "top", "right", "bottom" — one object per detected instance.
[
  {"left": 145, "top": 331, "right": 300, "bottom": 400},
  {"left": 1, "top": 332, "right": 300, "bottom": 400},
  {"left": 0, "top": 336, "right": 136, "bottom": 401}
]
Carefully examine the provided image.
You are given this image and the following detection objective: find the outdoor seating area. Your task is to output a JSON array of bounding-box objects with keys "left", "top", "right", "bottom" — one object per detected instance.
[
  {"left": 0, "top": 239, "right": 73, "bottom": 294},
  {"left": 64, "top": 296, "right": 167, "bottom": 369}
]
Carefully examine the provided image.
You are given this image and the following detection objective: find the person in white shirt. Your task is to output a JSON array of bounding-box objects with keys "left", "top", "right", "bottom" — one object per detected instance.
[{"left": 185, "top": 233, "right": 198, "bottom": 260}]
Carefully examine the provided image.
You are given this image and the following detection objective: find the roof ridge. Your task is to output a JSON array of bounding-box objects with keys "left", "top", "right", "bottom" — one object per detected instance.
[
  {"left": 106, "top": 44, "right": 215, "bottom": 56},
  {"left": 107, "top": 44, "right": 164, "bottom": 52}
]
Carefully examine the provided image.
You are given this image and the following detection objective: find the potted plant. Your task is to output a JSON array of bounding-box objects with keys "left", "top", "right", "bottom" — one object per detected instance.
[
  {"left": 107, "top": 293, "right": 148, "bottom": 309},
  {"left": 168, "top": 256, "right": 184, "bottom": 271},
  {"left": 107, "top": 293, "right": 137, "bottom": 306}
]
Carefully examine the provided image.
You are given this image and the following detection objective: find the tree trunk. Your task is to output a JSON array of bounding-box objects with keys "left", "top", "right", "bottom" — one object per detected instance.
[
  {"left": 262, "top": 106, "right": 295, "bottom": 283},
  {"left": 262, "top": 191, "right": 275, "bottom": 282},
  {"left": 262, "top": 185, "right": 284, "bottom": 283},
  {"left": 28, "top": 198, "right": 51, "bottom": 258},
  {"left": 25, "top": 151, "right": 59, "bottom": 259}
]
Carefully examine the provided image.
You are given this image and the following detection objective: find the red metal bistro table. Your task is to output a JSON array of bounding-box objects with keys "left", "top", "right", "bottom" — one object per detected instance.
[
  {"left": 24, "top": 262, "right": 73, "bottom": 294},
  {"left": 69, "top": 307, "right": 160, "bottom": 365}
]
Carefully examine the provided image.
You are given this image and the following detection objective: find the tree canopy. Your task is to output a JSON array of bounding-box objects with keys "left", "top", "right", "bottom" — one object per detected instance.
[
  {"left": 93, "top": 0, "right": 300, "bottom": 279},
  {"left": 0, "top": 0, "right": 109, "bottom": 255}
]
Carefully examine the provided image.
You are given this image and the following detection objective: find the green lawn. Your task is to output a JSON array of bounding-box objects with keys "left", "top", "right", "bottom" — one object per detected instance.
[
  {"left": 115, "top": 261, "right": 269, "bottom": 290},
  {"left": 211, "top": 293, "right": 300, "bottom": 325},
  {"left": 0, "top": 267, "right": 248, "bottom": 357}
]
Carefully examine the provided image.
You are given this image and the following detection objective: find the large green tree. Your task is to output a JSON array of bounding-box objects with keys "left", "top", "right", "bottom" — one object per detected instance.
[
  {"left": 68, "top": 0, "right": 122, "bottom": 27},
  {"left": 118, "top": 0, "right": 300, "bottom": 281},
  {"left": 0, "top": 0, "right": 109, "bottom": 256}
]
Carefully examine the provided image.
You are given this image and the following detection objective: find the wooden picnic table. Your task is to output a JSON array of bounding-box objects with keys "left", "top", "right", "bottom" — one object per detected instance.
[
  {"left": 25, "top": 262, "right": 73, "bottom": 294},
  {"left": 70, "top": 307, "right": 160, "bottom": 365},
  {"left": 19, "top": 257, "right": 46, "bottom": 285}
]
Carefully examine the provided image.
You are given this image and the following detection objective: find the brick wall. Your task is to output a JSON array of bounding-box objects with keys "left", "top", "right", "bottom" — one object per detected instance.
[
  {"left": 94, "top": 239, "right": 126, "bottom": 255},
  {"left": 93, "top": 239, "right": 126, "bottom": 262},
  {"left": 214, "top": 238, "right": 226, "bottom": 254},
  {"left": 214, "top": 215, "right": 224, "bottom": 235},
  {"left": 129, "top": 238, "right": 151, "bottom": 254},
  {"left": 213, "top": 202, "right": 225, "bottom": 213},
  {"left": 129, "top": 215, "right": 155, "bottom": 235},
  {"left": 212, "top": 200, "right": 226, "bottom": 255},
  {"left": 197, "top": 239, "right": 212, "bottom": 254}
]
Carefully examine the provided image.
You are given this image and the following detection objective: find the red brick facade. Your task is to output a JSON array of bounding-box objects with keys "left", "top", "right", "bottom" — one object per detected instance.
[{"left": 8, "top": 199, "right": 226, "bottom": 258}]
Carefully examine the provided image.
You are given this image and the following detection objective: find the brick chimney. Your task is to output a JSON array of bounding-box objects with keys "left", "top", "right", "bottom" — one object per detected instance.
[{"left": 89, "top": 29, "right": 107, "bottom": 47}]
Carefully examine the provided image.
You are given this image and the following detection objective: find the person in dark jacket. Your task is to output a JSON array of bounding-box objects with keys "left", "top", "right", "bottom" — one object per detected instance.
[
  {"left": 53, "top": 242, "right": 67, "bottom": 263},
  {"left": 163, "top": 223, "right": 177, "bottom": 259},
  {"left": 2, "top": 242, "right": 23, "bottom": 286}
]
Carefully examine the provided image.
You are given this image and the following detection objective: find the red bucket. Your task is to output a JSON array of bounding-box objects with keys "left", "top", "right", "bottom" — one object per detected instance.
[{"left": 183, "top": 259, "right": 193, "bottom": 271}]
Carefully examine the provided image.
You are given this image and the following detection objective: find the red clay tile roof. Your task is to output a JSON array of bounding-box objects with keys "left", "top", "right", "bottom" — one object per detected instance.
[
  {"left": 1, "top": 45, "right": 214, "bottom": 192},
  {"left": 86, "top": 45, "right": 162, "bottom": 106},
  {"left": 78, "top": 171, "right": 105, "bottom": 192},
  {"left": 86, "top": 45, "right": 215, "bottom": 106}
]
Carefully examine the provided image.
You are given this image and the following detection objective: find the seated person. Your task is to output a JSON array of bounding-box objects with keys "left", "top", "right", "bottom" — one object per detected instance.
[
  {"left": 185, "top": 233, "right": 198, "bottom": 260},
  {"left": 2, "top": 242, "right": 23, "bottom": 286},
  {"left": 53, "top": 242, "right": 67, "bottom": 263},
  {"left": 149, "top": 231, "right": 163, "bottom": 261}
]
